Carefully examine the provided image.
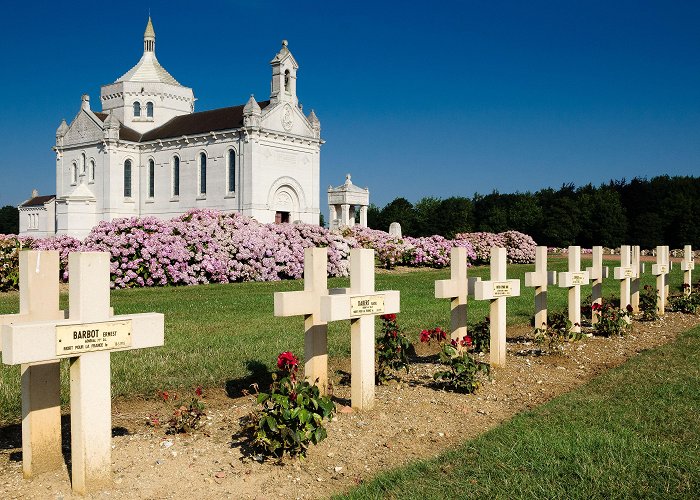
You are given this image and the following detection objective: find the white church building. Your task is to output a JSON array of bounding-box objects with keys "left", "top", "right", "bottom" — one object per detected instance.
[{"left": 19, "top": 18, "right": 322, "bottom": 238}]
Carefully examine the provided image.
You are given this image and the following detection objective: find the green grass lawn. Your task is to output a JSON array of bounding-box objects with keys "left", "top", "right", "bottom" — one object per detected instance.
[
  {"left": 0, "top": 257, "right": 686, "bottom": 424},
  {"left": 337, "top": 325, "right": 700, "bottom": 499}
]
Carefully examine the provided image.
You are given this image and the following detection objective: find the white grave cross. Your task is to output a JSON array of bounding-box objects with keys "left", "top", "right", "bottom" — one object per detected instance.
[
  {"left": 651, "top": 245, "right": 670, "bottom": 315},
  {"left": 473, "top": 247, "right": 521, "bottom": 366},
  {"left": 320, "top": 249, "right": 400, "bottom": 410},
  {"left": 558, "top": 246, "right": 589, "bottom": 334},
  {"left": 613, "top": 245, "right": 636, "bottom": 312},
  {"left": 524, "top": 246, "right": 557, "bottom": 329},
  {"left": 0, "top": 250, "right": 65, "bottom": 478},
  {"left": 630, "top": 245, "right": 643, "bottom": 313},
  {"left": 274, "top": 247, "right": 330, "bottom": 393},
  {"left": 586, "top": 246, "right": 608, "bottom": 325},
  {"left": 434, "top": 247, "right": 469, "bottom": 341},
  {"left": 1, "top": 252, "right": 164, "bottom": 494},
  {"left": 681, "top": 245, "right": 694, "bottom": 295}
]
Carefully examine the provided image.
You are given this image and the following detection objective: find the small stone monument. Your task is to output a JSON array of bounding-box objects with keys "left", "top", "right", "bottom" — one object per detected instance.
[
  {"left": 435, "top": 247, "right": 471, "bottom": 341},
  {"left": 586, "top": 246, "right": 608, "bottom": 325},
  {"left": 274, "top": 247, "right": 330, "bottom": 393},
  {"left": 630, "top": 245, "right": 642, "bottom": 313},
  {"left": 0, "top": 251, "right": 65, "bottom": 478},
  {"left": 473, "top": 247, "right": 521, "bottom": 366},
  {"left": 327, "top": 174, "right": 369, "bottom": 230},
  {"left": 388, "top": 222, "right": 402, "bottom": 238},
  {"left": 613, "top": 245, "right": 636, "bottom": 313},
  {"left": 524, "top": 246, "right": 557, "bottom": 329},
  {"left": 1, "top": 252, "right": 165, "bottom": 494},
  {"left": 320, "top": 249, "right": 400, "bottom": 409},
  {"left": 558, "top": 246, "right": 590, "bottom": 334},
  {"left": 681, "top": 245, "right": 694, "bottom": 295},
  {"left": 651, "top": 245, "right": 670, "bottom": 315}
]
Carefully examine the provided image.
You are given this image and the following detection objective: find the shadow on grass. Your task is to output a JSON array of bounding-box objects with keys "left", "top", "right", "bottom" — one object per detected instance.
[{"left": 225, "top": 360, "right": 273, "bottom": 399}]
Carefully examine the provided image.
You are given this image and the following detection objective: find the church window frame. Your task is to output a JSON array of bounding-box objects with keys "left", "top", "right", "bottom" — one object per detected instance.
[
  {"left": 198, "top": 151, "right": 207, "bottom": 197},
  {"left": 88, "top": 159, "right": 95, "bottom": 183},
  {"left": 148, "top": 158, "right": 155, "bottom": 198},
  {"left": 124, "top": 159, "right": 133, "bottom": 198},
  {"left": 133, "top": 101, "right": 141, "bottom": 117},
  {"left": 227, "top": 148, "right": 236, "bottom": 193},
  {"left": 171, "top": 155, "right": 180, "bottom": 198},
  {"left": 71, "top": 162, "right": 78, "bottom": 185},
  {"left": 81, "top": 153, "right": 87, "bottom": 175},
  {"left": 284, "top": 69, "right": 291, "bottom": 92},
  {"left": 146, "top": 101, "right": 154, "bottom": 118}
]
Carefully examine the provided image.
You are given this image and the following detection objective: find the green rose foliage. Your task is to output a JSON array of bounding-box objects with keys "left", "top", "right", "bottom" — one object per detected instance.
[
  {"left": 376, "top": 314, "right": 412, "bottom": 384},
  {"left": 433, "top": 343, "right": 490, "bottom": 394}
]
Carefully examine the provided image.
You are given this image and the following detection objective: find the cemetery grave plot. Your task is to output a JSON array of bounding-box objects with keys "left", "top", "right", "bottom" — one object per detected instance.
[{"left": 1, "top": 306, "right": 698, "bottom": 498}]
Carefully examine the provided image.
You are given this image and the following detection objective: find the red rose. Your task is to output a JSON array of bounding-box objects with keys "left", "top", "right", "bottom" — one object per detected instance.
[
  {"left": 461, "top": 335, "right": 473, "bottom": 347},
  {"left": 420, "top": 329, "right": 430, "bottom": 343},
  {"left": 277, "top": 351, "right": 299, "bottom": 372},
  {"left": 195, "top": 386, "right": 203, "bottom": 397},
  {"left": 382, "top": 313, "right": 397, "bottom": 322}
]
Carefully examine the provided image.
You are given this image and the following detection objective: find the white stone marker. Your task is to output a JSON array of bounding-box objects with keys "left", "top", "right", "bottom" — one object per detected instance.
[
  {"left": 320, "top": 248, "right": 400, "bottom": 410},
  {"left": 681, "top": 245, "right": 694, "bottom": 295},
  {"left": 651, "top": 245, "right": 670, "bottom": 315},
  {"left": 434, "top": 247, "right": 469, "bottom": 341},
  {"left": 613, "top": 245, "right": 635, "bottom": 312},
  {"left": 274, "top": 247, "right": 330, "bottom": 393},
  {"left": 0, "top": 251, "right": 65, "bottom": 478},
  {"left": 630, "top": 246, "right": 642, "bottom": 313},
  {"left": 558, "top": 246, "right": 590, "bottom": 334},
  {"left": 473, "top": 247, "right": 521, "bottom": 366},
  {"left": 524, "top": 246, "right": 557, "bottom": 330},
  {"left": 586, "top": 246, "right": 609, "bottom": 325},
  {"left": 1, "top": 252, "right": 164, "bottom": 494}
]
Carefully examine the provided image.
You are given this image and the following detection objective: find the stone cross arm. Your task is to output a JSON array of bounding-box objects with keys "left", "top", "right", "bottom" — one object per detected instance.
[
  {"left": 274, "top": 289, "right": 328, "bottom": 318},
  {"left": 681, "top": 260, "right": 695, "bottom": 271},
  {"left": 613, "top": 266, "right": 636, "bottom": 279},
  {"left": 320, "top": 291, "right": 400, "bottom": 322},
  {"left": 524, "top": 270, "right": 556, "bottom": 287},
  {"left": 651, "top": 263, "right": 669, "bottom": 275},
  {"left": 474, "top": 279, "right": 521, "bottom": 300},
  {"left": 558, "top": 270, "right": 590, "bottom": 287},
  {"left": 1, "top": 313, "right": 164, "bottom": 365}
]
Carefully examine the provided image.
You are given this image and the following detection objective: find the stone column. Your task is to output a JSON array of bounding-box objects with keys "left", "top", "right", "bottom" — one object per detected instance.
[{"left": 359, "top": 206, "right": 368, "bottom": 227}]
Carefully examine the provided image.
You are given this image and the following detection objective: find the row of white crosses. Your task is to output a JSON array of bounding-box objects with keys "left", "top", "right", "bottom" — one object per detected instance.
[
  {"left": 1, "top": 251, "right": 164, "bottom": 494},
  {"left": 275, "top": 248, "right": 400, "bottom": 410}
]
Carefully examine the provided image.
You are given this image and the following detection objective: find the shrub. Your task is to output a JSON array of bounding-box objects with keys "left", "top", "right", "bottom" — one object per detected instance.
[
  {"left": 376, "top": 314, "right": 412, "bottom": 384},
  {"left": 593, "top": 300, "right": 632, "bottom": 337},
  {"left": 669, "top": 287, "right": 700, "bottom": 314},
  {"left": 639, "top": 285, "right": 660, "bottom": 321},
  {"left": 533, "top": 310, "right": 582, "bottom": 353},
  {"left": 0, "top": 237, "right": 21, "bottom": 292},
  {"left": 432, "top": 338, "right": 490, "bottom": 393},
  {"left": 148, "top": 387, "right": 207, "bottom": 434},
  {"left": 240, "top": 352, "right": 335, "bottom": 459},
  {"left": 468, "top": 317, "right": 491, "bottom": 353}
]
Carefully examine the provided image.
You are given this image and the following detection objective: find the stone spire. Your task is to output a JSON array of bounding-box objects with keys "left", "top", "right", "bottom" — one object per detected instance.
[
  {"left": 308, "top": 110, "right": 320, "bottom": 137},
  {"left": 144, "top": 16, "right": 155, "bottom": 53},
  {"left": 243, "top": 94, "right": 262, "bottom": 127},
  {"left": 104, "top": 111, "right": 120, "bottom": 141},
  {"left": 56, "top": 119, "right": 69, "bottom": 138}
]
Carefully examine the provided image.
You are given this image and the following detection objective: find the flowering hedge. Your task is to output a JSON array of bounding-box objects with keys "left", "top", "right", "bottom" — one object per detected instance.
[{"left": 0, "top": 210, "right": 538, "bottom": 290}]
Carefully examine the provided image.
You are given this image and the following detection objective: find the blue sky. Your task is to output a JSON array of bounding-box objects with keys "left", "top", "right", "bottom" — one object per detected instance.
[{"left": 1, "top": 0, "right": 698, "bottom": 211}]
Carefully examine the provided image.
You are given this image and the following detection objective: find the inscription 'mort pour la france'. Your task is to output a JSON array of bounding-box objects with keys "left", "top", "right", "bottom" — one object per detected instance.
[
  {"left": 350, "top": 294, "right": 385, "bottom": 317},
  {"left": 55, "top": 320, "right": 132, "bottom": 356}
]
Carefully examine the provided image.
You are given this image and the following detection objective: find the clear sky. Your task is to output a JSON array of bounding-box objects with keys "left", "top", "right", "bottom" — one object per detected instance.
[{"left": 1, "top": 0, "right": 698, "bottom": 211}]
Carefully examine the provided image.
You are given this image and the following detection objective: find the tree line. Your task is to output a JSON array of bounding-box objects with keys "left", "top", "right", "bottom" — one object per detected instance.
[{"left": 367, "top": 175, "right": 700, "bottom": 249}]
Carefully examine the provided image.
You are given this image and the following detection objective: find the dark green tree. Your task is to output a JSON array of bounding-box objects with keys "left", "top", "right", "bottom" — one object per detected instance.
[{"left": 0, "top": 205, "right": 19, "bottom": 235}]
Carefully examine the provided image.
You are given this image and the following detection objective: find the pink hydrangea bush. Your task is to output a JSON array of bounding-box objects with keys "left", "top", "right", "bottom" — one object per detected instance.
[{"left": 454, "top": 231, "right": 537, "bottom": 264}]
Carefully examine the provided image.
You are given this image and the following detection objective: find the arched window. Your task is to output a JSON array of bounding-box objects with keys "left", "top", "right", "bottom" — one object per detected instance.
[
  {"left": 199, "top": 152, "right": 207, "bottom": 195},
  {"left": 81, "top": 153, "right": 86, "bottom": 174},
  {"left": 228, "top": 149, "right": 236, "bottom": 192},
  {"left": 284, "top": 69, "right": 290, "bottom": 92},
  {"left": 89, "top": 160, "right": 95, "bottom": 182},
  {"left": 133, "top": 102, "right": 141, "bottom": 117},
  {"left": 148, "top": 159, "right": 155, "bottom": 198},
  {"left": 146, "top": 102, "right": 154, "bottom": 118},
  {"left": 124, "top": 159, "right": 132, "bottom": 197},
  {"left": 71, "top": 162, "right": 78, "bottom": 184},
  {"left": 172, "top": 156, "right": 180, "bottom": 197}
]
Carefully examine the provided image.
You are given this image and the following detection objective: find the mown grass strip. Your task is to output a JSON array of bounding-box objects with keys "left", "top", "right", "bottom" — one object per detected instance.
[
  {"left": 0, "top": 258, "right": 682, "bottom": 424},
  {"left": 336, "top": 326, "right": 700, "bottom": 499}
]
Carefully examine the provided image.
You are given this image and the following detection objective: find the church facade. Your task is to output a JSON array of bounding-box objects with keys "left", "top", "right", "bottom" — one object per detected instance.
[{"left": 19, "top": 18, "right": 322, "bottom": 239}]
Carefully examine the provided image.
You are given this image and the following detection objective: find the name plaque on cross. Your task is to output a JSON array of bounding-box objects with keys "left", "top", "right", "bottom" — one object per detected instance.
[
  {"left": 350, "top": 294, "right": 385, "bottom": 317},
  {"left": 570, "top": 272, "right": 587, "bottom": 286},
  {"left": 56, "top": 320, "right": 132, "bottom": 356}
]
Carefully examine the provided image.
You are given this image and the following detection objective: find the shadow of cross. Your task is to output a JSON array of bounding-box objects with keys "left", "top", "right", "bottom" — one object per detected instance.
[
  {"left": 652, "top": 245, "right": 670, "bottom": 315},
  {"left": 587, "top": 246, "right": 609, "bottom": 325},
  {"left": 320, "top": 249, "right": 400, "bottom": 410},
  {"left": 434, "top": 247, "right": 470, "bottom": 341},
  {"left": 0, "top": 250, "right": 65, "bottom": 478},
  {"left": 614, "top": 245, "right": 636, "bottom": 314},
  {"left": 524, "top": 246, "right": 557, "bottom": 330},
  {"left": 473, "top": 247, "right": 521, "bottom": 367},
  {"left": 682, "top": 245, "right": 695, "bottom": 295},
  {"left": 274, "top": 247, "right": 330, "bottom": 393},
  {"left": 1, "top": 252, "right": 164, "bottom": 495},
  {"left": 558, "top": 246, "right": 590, "bottom": 334}
]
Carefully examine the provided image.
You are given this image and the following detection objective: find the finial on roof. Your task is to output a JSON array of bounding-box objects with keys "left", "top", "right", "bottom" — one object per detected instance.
[
  {"left": 81, "top": 94, "right": 90, "bottom": 111},
  {"left": 56, "top": 119, "right": 69, "bottom": 137},
  {"left": 144, "top": 16, "right": 155, "bottom": 53},
  {"left": 282, "top": 39, "right": 288, "bottom": 47},
  {"left": 345, "top": 174, "right": 352, "bottom": 185},
  {"left": 31, "top": 189, "right": 39, "bottom": 199},
  {"left": 104, "top": 111, "right": 120, "bottom": 129},
  {"left": 243, "top": 94, "right": 262, "bottom": 115}
]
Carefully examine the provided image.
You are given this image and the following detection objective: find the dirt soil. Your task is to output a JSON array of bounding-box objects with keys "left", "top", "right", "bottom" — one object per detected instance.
[{"left": 2, "top": 312, "right": 699, "bottom": 500}]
